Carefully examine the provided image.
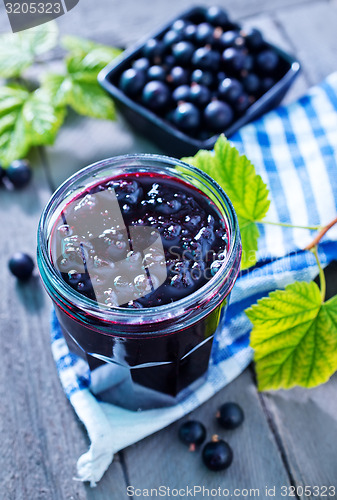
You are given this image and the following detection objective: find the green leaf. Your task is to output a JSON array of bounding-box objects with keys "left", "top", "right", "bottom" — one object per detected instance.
[
  {"left": 246, "top": 281, "right": 337, "bottom": 390},
  {"left": 182, "top": 135, "right": 270, "bottom": 270},
  {"left": 0, "top": 21, "right": 58, "bottom": 78},
  {"left": 42, "top": 37, "right": 121, "bottom": 120},
  {"left": 0, "top": 85, "right": 31, "bottom": 165},
  {"left": 66, "top": 79, "right": 115, "bottom": 119},
  {"left": 23, "top": 88, "right": 66, "bottom": 146},
  {"left": 0, "top": 84, "right": 65, "bottom": 166}
]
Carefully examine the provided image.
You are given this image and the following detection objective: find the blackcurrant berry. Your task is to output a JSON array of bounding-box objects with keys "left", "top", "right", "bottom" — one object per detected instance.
[
  {"left": 222, "top": 47, "right": 246, "bottom": 72},
  {"left": 171, "top": 19, "right": 190, "bottom": 34},
  {"left": 143, "top": 38, "right": 164, "bottom": 60},
  {"left": 183, "top": 24, "right": 197, "bottom": 41},
  {"left": 167, "top": 66, "right": 189, "bottom": 86},
  {"left": 147, "top": 65, "right": 166, "bottom": 81},
  {"left": 132, "top": 57, "right": 150, "bottom": 72},
  {"left": 195, "top": 22, "right": 214, "bottom": 45},
  {"left": 242, "top": 73, "right": 261, "bottom": 94},
  {"left": 217, "top": 402, "right": 244, "bottom": 429},
  {"left": 7, "top": 159, "right": 32, "bottom": 188},
  {"left": 202, "top": 436, "right": 233, "bottom": 471},
  {"left": 242, "top": 27, "right": 264, "bottom": 50},
  {"left": 191, "top": 69, "right": 214, "bottom": 87},
  {"left": 142, "top": 81, "right": 170, "bottom": 110},
  {"left": 218, "top": 78, "right": 243, "bottom": 103},
  {"left": 190, "top": 84, "right": 211, "bottom": 107},
  {"left": 8, "top": 252, "right": 34, "bottom": 281},
  {"left": 256, "top": 49, "right": 279, "bottom": 73},
  {"left": 205, "top": 6, "right": 229, "bottom": 28},
  {"left": 172, "top": 41, "right": 195, "bottom": 65},
  {"left": 162, "top": 30, "right": 183, "bottom": 50},
  {"left": 220, "top": 30, "right": 243, "bottom": 49},
  {"left": 172, "top": 102, "right": 200, "bottom": 130},
  {"left": 192, "top": 46, "right": 220, "bottom": 71},
  {"left": 119, "top": 68, "right": 146, "bottom": 96},
  {"left": 172, "top": 85, "right": 191, "bottom": 102},
  {"left": 178, "top": 420, "right": 206, "bottom": 450},
  {"left": 204, "top": 101, "right": 233, "bottom": 131}
]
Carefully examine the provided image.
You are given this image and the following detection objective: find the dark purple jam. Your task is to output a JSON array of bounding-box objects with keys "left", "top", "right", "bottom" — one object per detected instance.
[{"left": 50, "top": 172, "right": 228, "bottom": 308}]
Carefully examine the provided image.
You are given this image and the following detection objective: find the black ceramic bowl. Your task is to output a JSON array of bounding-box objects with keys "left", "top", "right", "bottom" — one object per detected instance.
[{"left": 98, "top": 6, "right": 300, "bottom": 158}]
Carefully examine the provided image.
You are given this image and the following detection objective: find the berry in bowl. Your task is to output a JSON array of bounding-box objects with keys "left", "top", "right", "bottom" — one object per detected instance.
[
  {"left": 99, "top": 6, "right": 300, "bottom": 157},
  {"left": 37, "top": 155, "right": 241, "bottom": 410}
]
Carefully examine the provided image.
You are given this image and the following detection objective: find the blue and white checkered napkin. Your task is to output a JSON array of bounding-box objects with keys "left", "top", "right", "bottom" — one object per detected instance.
[{"left": 51, "top": 72, "right": 337, "bottom": 486}]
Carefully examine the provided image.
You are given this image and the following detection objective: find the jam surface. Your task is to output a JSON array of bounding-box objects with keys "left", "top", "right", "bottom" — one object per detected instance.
[{"left": 50, "top": 172, "right": 228, "bottom": 308}]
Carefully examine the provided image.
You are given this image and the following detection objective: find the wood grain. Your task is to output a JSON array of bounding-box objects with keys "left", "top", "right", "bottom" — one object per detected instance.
[{"left": 125, "top": 370, "right": 291, "bottom": 496}]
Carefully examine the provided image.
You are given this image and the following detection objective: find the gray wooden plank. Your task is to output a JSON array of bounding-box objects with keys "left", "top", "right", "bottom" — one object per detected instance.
[
  {"left": 276, "top": 0, "right": 337, "bottom": 86},
  {"left": 124, "top": 370, "right": 291, "bottom": 497},
  {"left": 262, "top": 374, "right": 337, "bottom": 499},
  {"left": 0, "top": 150, "right": 127, "bottom": 499},
  {"left": 45, "top": 109, "right": 163, "bottom": 188}
]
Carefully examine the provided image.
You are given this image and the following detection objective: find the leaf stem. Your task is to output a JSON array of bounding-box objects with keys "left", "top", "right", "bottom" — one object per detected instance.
[
  {"left": 312, "top": 246, "right": 326, "bottom": 303},
  {"left": 304, "top": 215, "right": 337, "bottom": 250},
  {"left": 261, "top": 220, "right": 322, "bottom": 231}
]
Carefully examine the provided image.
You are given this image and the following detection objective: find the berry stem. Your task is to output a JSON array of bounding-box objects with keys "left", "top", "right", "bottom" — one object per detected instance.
[
  {"left": 304, "top": 215, "right": 337, "bottom": 251},
  {"left": 261, "top": 220, "right": 322, "bottom": 231},
  {"left": 312, "top": 246, "right": 326, "bottom": 303}
]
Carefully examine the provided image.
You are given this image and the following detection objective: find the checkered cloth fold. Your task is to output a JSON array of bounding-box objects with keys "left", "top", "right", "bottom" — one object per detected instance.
[{"left": 51, "top": 72, "right": 337, "bottom": 486}]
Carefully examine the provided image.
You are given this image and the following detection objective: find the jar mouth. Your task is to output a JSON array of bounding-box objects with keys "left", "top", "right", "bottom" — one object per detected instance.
[{"left": 37, "top": 154, "right": 241, "bottom": 326}]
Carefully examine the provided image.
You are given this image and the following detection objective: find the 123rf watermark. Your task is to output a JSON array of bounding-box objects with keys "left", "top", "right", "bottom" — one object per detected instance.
[
  {"left": 126, "top": 485, "right": 336, "bottom": 497},
  {"left": 3, "top": 0, "right": 80, "bottom": 32}
]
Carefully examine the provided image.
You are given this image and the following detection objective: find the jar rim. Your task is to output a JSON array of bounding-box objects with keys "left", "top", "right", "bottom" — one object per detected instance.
[{"left": 37, "top": 153, "right": 241, "bottom": 328}]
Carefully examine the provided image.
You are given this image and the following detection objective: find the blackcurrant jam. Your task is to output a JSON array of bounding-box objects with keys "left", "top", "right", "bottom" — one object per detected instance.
[
  {"left": 51, "top": 172, "right": 229, "bottom": 309},
  {"left": 38, "top": 155, "right": 241, "bottom": 410}
]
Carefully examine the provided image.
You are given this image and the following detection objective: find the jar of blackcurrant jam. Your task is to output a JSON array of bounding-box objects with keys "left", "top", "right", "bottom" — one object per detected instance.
[{"left": 38, "top": 155, "right": 241, "bottom": 410}]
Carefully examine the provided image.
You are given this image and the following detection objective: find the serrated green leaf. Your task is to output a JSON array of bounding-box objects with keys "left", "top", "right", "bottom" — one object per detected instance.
[
  {"left": 183, "top": 135, "right": 270, "bottom": 270},
  {"left": 23, "top": 88, "right": 66, "bottom": 146},
  {"left": 0, "top": 22, "right": 58, "bottom": 78},
  {"left": 67, "top": 79, "right": 115, "bottom": 120},
  {"left": 246, "top": 281, "right": 337, "bottom": 390},
  {"left": 0, "top": 84, "right": 65, "bottom": 165}
]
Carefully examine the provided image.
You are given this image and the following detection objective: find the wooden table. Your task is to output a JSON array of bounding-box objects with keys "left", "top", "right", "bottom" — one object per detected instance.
[{"left": 1, "top": 1, "right": 337, "bottom": 498}]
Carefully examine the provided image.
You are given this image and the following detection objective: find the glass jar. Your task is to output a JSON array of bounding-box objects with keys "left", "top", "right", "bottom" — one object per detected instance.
[{"left": 37, "top": 154, "right": 241, "bottom": 410}]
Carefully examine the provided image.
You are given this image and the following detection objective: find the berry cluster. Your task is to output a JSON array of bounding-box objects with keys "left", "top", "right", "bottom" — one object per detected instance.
[
  {"left": 178, "top": 402, "right": 244, "bottom": 471},
  {"left": 117, "top": 6, "right": 284, "bottom": 140},
  {"left": 0, "top": 160, "right": 32, "bottom": 189}
]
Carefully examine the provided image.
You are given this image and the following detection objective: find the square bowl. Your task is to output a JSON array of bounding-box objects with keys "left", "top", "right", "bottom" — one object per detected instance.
[{"left": 99, "top": 6, "right": 301, "bottom": 158}]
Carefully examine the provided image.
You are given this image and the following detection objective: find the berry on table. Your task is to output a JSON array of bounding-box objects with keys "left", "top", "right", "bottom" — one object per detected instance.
[
  {"left": 202, "top": 435, "right": 233, "bottom": 471},
  {"left": 8, "top": 252, "right": 35, "bottom": 281},
  {"left": 6, "top": 160, "right": 32, "bottom": 188},
  {"left": 216, "top": 402, "right": 244, "bottom": 429},
  {"left": 178, "top": 420, "right": 206, "bottom": 451}
]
